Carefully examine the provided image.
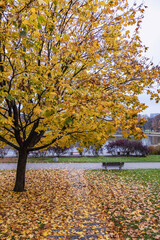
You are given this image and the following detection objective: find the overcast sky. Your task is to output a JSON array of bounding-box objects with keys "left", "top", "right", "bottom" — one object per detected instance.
[{"left": 129, "top": 0, "right": 160, "bottom": 116}]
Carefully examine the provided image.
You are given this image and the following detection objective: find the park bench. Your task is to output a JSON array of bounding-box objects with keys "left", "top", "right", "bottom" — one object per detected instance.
[{"left": 102, "top": 162, "right": 124, "bottom": 170}]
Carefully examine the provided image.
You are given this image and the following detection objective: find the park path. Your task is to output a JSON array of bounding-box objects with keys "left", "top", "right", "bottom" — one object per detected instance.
[
  {"left": 0, "top": 162, "right": 160, "bottom": 170},
  {"left": 48, "top": 170, "right": 111, "bottom": 239}
]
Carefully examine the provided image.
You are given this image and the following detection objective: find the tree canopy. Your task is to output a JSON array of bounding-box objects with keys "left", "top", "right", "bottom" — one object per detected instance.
[
  {"left": 0, "top": 0, "right": 160, "bottom": 191},
  {"left": 152, "top": 114, "right": 160, "bottom": 132}
]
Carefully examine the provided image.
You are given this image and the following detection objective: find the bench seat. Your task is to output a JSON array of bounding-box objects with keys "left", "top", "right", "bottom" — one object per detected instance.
[{"left": 102, "top": 162, "right": 124, "bottom": 170}]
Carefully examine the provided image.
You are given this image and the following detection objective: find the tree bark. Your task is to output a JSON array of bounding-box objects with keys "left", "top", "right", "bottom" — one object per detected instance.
[{"left": 13, "top": 148, "right": 28, "bottom": 192}]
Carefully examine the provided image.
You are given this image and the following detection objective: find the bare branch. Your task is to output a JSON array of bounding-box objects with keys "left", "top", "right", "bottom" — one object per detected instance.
[
  {"left": 0, "top": 135, "right": 19, "bottom": 150},
  {"left": 16, "top": 0, "right": 36, "bottom": 14},
  {"left": 12, "top": 101, "right": 22, "bottom": 146}
]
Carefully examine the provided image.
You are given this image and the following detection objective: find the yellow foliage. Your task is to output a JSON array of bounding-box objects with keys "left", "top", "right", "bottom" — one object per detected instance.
[{"left": 0, "top": 0, "right": 159, "bottom": 155}]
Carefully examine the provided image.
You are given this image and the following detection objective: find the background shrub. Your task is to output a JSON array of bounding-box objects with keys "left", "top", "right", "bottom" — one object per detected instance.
[
  {"left": 148, "top": 145, "right": 160, "bottom": 155},
  {"left": 0, "top": 148, "right": 9, "bottom": 158},
  {"left": 90, "top": 145, "right": 103, "bottom": 156},
  {"left": 132, "top": 141, "right": 149, "bottom": 156},
  {"left": 29, "top": 151, "right": 47, "bottom": 158},
  {"left": 106, "top": 139, "right": 149, "bottom": 156},
  {"left": 47, "top": 145, "right": 70, "bottom": 157}
]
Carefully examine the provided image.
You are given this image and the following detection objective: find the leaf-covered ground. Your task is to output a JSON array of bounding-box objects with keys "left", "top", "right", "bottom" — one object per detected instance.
[
  {"left": 0, "top": 170, "right": 73, "bottom": 239},
  {"left": 0, "top": 169, "right": 159, "bottom": 239},
  {"left": 85, "top": 170, "right": 160, "bottom": 239}
]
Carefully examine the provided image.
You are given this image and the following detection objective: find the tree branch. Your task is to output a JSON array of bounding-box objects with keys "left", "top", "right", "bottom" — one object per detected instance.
[
  {"left": 28, "top": 129, "right": 92, "bottom": 152},
  {"left": 0, "top": 135, "right": 19, "bottom": 150},
  {"left": 26, "top": 130, "right": 45, "bottom": 148},
  {"left": 24, "top": 119, "right": 41, "bottom": 147},
  {"left": 28, "top": 136, "right": 59, "bottom": 151},
  {"left": 12, "top": 101, "right": 22, "bottom": 146},
  {"left": 16, "top": 0, "right": 35, "bottom": 14}
]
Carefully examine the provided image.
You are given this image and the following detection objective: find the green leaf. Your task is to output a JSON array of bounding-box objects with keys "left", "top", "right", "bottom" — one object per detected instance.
[
  {"left": 51, "top": 46, "right": 57, "bottom": 52},
  {"left": 78, "top": 87, "right": 83, "bottom": 91},
  {"left": 6, "top": 95, "right": 14, "bottom": 101},
  {"left": 44, "top": 109, "right": 55, "bottom": 117},
  {"left": 38, "top": 22, "right": 42, "bottom": 29},
  {"left": 64, "top": 117, "right": 73, "bottom": 126},
  {"left": 12, "top": 21, "right": 17, "bottom": 27},
  {"left": 20, "top": 30, "right": 27, "bottom": 37},
  {"left": 38, "top": 15, "right": 45, "bottom": 23}
]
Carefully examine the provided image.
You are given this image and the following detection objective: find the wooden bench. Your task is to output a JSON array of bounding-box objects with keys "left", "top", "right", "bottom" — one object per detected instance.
[{"left": 102, "top": 162, "right": 124, "bottom": 170}]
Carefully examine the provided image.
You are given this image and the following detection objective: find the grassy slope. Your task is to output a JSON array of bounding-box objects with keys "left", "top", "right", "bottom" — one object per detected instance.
[
  {"left": 0, "top": 155, "right": 160, "bottom": 163},
  {"left": 28, "top": 155, "right": 160, "bottom": 162}
]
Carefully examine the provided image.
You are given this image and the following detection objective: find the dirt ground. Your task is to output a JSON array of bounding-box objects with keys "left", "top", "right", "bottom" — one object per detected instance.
[{"left": 0, "top": 157, "right": 17, "bottom": 163}]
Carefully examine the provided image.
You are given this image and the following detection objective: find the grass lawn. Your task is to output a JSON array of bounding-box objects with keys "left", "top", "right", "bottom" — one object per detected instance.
[
  {"left": 89, "top": 168, "right": 160, "bottom": 190},
  {"left": 85, "top": 169, "right": 160, "bottom": 239},
  {"left": 0, "top": 155, "right": 160, "bottom": 163}
]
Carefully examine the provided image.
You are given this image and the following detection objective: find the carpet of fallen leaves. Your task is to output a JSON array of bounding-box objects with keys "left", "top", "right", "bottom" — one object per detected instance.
[
  {"left": 0, "top": 169, "right": 160, "bottom": 239},
  {"left": 85, "top": 170, "right": 160, "bottom": 240},
  {"left": 0, "top": 170, "right": 74, "bottom": 239}
]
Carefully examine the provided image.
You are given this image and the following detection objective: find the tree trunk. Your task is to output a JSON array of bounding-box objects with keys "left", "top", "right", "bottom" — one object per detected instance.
[{"left": 13, "top": 148, "right": 28, "bottom": 192}]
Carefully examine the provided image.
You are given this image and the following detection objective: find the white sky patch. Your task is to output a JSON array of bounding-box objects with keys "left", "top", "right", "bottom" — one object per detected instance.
[
  {"left": 129, "top": 0, "right": 160, "bottom": 115},
  {"left": 139, "top": 0, "right": 160, "bottom": 65},
  {"left": 138, "top": 93, "right": 160, "bottom": 116}
]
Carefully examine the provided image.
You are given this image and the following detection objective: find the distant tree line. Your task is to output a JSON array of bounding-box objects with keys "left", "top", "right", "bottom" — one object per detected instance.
[{"left": 142, "top": 114, "right": 160, "bottom": 132}]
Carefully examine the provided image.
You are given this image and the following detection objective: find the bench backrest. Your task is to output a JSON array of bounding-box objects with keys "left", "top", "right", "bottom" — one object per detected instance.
[{"left": 102, "top": 162, "right": 124, "bottom": 166}]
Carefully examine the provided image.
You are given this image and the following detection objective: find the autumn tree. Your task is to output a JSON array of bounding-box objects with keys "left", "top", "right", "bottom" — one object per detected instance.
[
  {"left": 0, "top": 0, "right": 160, "bottom": 191},
  {"left": 142, "top": 117, "right": 153, "bottom": 131},
  {"left": 152, "top": 114, "right": 160, "bottom": 132}
]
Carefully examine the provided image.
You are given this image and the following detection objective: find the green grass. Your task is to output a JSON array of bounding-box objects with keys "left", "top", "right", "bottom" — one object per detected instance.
[
  {"left": 87, "top": 168, "right": 160, "bottom": 196},
  {"left": 26, "top": 155, "right": 160, "bottom": 163},
  {"left": 86, "top": 169, "right": 160, "bottom": 239},
  {"left": 103, "top": 169, "right": 160, "bottom": 189},
  {"left": 1, "top": 155, "right": 159, "bottom": 163}
]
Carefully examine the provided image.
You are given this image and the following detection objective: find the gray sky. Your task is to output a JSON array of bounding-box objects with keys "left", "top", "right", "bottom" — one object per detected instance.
[{"left": 129, "top": 0, "right": 160, "bottom": 116}]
